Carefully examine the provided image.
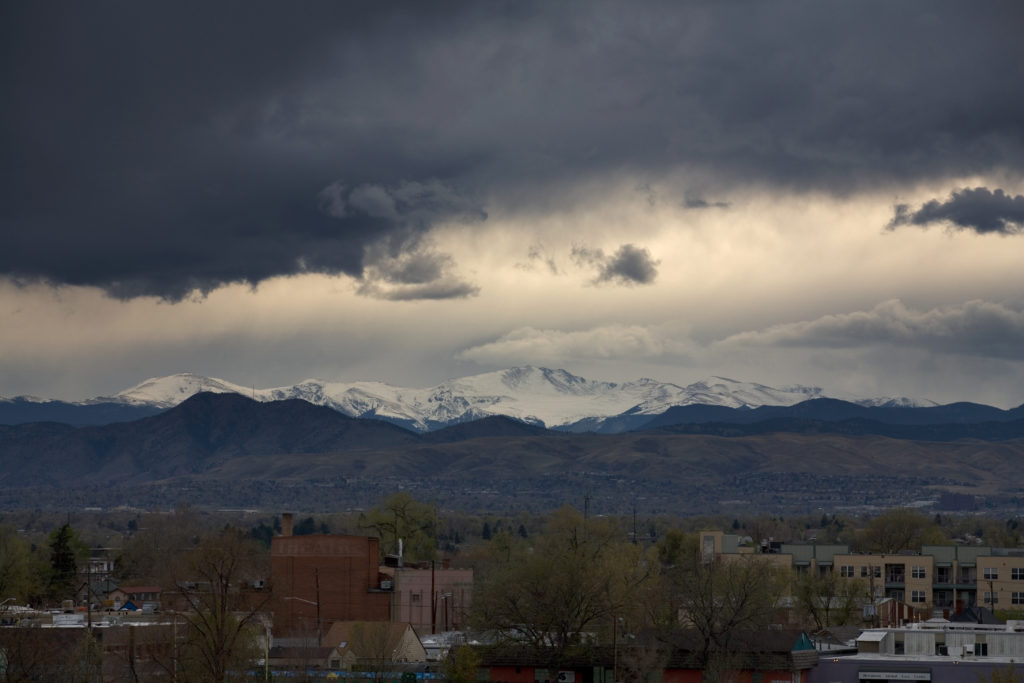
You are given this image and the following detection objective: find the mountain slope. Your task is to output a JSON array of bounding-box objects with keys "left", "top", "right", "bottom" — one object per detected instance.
[
  {"left": 3, "top": 392, "right": 1024, "bottom": 515},
  {"left": 640, "top": 398, "right": 1022, "bottom": 431},
  {"left": 0, "top": 392, "right": 419, "bottom": 486},
  {"left": 0, "top": 397, "right": 161, "bottom": 426}
]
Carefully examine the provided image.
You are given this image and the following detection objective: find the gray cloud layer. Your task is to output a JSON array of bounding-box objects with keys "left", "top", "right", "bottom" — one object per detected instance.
[
  {"left": 720, "top": 299, "right": 1024, "bottom": 360},
  {"left": 2, "top": 1, "right": 1022, "bottom": 299},
  {"left": 888, "top": 187, "right": 1024, "bottom": 235}
]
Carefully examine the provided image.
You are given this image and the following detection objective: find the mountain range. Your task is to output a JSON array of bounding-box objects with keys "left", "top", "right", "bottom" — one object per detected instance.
[
  {"left": 5, "top": 368, "right": 1024, "bottom": 513},
  {"left": 3, "top": 389, "right": 1024, "bottom": 515},
  {"left": 0, "top": 366, "right": 960, "bottom": 432}
]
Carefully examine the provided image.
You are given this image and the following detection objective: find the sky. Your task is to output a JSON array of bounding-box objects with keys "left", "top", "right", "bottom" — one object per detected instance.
[{"left": 2, "top": 1, "right": 1024, "bottom": 407}]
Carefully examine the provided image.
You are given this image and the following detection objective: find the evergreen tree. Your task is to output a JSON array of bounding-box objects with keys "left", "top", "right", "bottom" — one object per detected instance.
[
  {"left": 293, "top": 516, "right": 318, "bottom": 535},
  {"left": 47, "top": 523, "right": 82, "bottom": 603}
]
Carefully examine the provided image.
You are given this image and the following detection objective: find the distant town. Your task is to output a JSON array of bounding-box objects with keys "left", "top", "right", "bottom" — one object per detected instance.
[{"left": 3, "top": 496, "right": 1024, "bottom": 681}]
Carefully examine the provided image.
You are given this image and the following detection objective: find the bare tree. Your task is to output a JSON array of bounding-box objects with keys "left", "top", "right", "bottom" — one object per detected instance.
[
  {"left": 472, "top": 507, "right": 648, "bottom": 674},
  {"left": 171, "top": 527, "right": 270, "bottom": 681},
  {"left": 856, "top": 508, "right": 945, "bottom": 554},
  {"left": 360, "top": 492, "right": 437, "bottom": 563},
  {"left": 350, "top": 621, "right": 395, "bottom": 681},
  {"left": 117, "top": 506, "right": 203, "bottom": 583},
  {"left": 675, "top": 558, "right": 787, "bottom": 681},
  {"left": 0, "top": 628, "right": 98, "bottom": 682},
  {"left": 791, "top": 570, "right": 868, "bottom": 631}
]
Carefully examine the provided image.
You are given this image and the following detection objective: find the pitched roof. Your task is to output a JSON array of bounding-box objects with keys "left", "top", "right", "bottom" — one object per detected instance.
[{"left": 322, "top": 621, "right": 419, "bottom": 659}]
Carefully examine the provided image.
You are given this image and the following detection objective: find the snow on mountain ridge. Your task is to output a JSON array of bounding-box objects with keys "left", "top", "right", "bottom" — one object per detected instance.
[
  {"left": 854, "top": 396, "right": 939, "bottom": 409},
  {"left": 83, "top": 367, "right": 932, "bottom": 431},
  {"left": 98, "top": 373, "right": 252, "bottom": 408}
]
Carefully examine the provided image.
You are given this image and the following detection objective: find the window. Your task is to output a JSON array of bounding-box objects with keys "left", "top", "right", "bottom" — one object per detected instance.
[
  {"left": 984, "top": 591, "right": 999, "bottom": 604},
  {"left": 984, "top": 567, "right": 999, "bottom": 580},
  {"left": 840, "top": 565, "right": 854, "bottom": 577},
  {"left": 861, "top": 566, "right": 880, "bottom": 578},
  {"left": 1013, "top": 568, "right": 1024, "bottom": 580},
  {"left": 911, "top": 590, "right": 927, "bottom": 603},
  {"left": 1013, "top": 592, "right": 1024, "bottom": 605},
  {"left": 411, "top": 593, "right": 421, "bottom": 603},
  {"left": 912, "top": 566, "right": 926, "bottom": 579}
]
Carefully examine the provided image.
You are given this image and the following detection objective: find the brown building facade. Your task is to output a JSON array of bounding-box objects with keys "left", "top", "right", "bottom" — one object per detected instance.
[{"left": 271, "top": 533, "right": 391, "bottom": 637}]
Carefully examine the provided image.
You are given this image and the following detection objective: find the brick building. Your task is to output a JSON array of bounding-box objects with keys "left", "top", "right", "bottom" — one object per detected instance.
[{"left": 271, "top": 521, "right": 391, "bottom": 637}]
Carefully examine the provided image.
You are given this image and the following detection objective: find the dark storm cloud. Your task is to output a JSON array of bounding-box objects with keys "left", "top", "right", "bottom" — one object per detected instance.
[
  {"left": 572, "top": 244, "right": 660, "bottom": 286},
  {"left": 599, "top": 245, "right": 660, "bottom": 285},
  {"left": 2, "top": 1, "right": 1021, "bottom": 299},
  {"left": 887, "top": 187, "right": 1024, "bottom": 235},
  {"left": 357, "top": 234, "right": 480, "bottom": 301},
  {"left": 318, "top": 178, "right": 484, "bottom": 300}
]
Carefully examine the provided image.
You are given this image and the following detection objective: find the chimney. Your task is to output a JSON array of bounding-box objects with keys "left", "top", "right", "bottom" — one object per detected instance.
[{"left": 282, "top": 512, "right": 294, "bottom": 537}]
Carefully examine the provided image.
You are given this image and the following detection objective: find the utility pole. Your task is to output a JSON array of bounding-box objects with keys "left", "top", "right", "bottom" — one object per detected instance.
[
  {"left": 315, "top": 568, "right": 322, "bottom": 644},
  {"left": 631, "top": 501, "right": 637, "bottom": 545},
  {"left": 612, "top": 617, "right": 618, "bottom": 683},
  {"left": 86, "top": 551, "right": 92, "bottom": 629},
  {"left": 869, "top": 565, "right": 879, "bottom": 627}
]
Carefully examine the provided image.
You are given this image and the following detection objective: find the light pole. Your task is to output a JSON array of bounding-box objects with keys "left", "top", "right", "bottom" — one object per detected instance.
[{"left": 283, "top": 596, "right": 321, "bottom": 643}]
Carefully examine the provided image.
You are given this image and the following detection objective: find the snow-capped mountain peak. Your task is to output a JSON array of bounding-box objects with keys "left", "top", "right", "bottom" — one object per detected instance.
[
  {"left": 99, "top": 372, "right": 252, "bottom": 408},
  {"left": 677, "top": 376, "right": 826, "bottom": 409},
  {"left": 59, "top": 367, "right": 935, "bottom": 432}
]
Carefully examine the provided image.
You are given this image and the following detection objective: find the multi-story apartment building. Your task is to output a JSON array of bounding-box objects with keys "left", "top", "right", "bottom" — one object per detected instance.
[
  {"left": 830, "top": 553, "right": 934, "bottom": 607},
  {"left": 701, "top": 531, "right": 1024, "bottom": 617}
]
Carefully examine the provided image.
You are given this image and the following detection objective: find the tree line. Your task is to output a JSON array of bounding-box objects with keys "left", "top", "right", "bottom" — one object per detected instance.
[{"left": 4, "top": 497, "right": 1024, "bottom": 680}]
